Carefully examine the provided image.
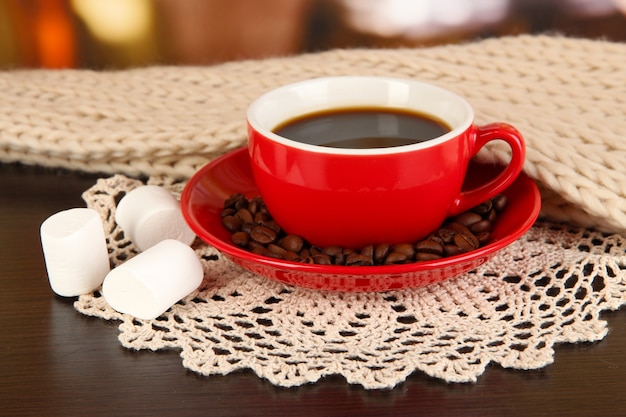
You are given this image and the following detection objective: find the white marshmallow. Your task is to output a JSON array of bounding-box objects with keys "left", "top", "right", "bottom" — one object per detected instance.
[
  {"left": 115, "top": 185, "right": 195, "bottom": 251},
  {"left": 102, "top": 239, "right": 203, "bottom": 320},
  {"left": 40, "top": 208, "right": 110, "bottom": 297}
]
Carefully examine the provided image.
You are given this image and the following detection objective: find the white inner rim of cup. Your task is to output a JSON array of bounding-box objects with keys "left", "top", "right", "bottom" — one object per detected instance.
[{"left": 247, "top": 76, "right": 474, "bottom": 155}]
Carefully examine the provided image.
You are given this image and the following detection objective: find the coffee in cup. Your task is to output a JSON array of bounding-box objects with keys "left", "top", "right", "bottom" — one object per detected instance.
[{"left": 273, "top": 107, "right": 451, "bottom": 149}]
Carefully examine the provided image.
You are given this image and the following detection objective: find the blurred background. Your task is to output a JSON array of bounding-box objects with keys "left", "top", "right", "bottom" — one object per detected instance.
[{"left": 0, "top": 0, "right": 625, "bottom": 70}]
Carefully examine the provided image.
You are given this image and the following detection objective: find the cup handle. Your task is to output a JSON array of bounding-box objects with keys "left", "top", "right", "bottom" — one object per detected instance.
[{"left": 449, "top": 122, "right": 526, "bottom": 216}]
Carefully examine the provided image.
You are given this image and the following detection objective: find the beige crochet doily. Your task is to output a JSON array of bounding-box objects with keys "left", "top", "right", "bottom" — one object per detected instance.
[
  {"left": 2, "top": 35, "right": 624, "bottom": 388},
  {"left": 75, "top": 174, "right": 626, "bottom": 389}
]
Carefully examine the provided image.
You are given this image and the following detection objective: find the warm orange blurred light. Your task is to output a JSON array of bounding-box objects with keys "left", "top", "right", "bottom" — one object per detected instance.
[{"left": 33, "top": 0, "right": 76, "bottom": 68}]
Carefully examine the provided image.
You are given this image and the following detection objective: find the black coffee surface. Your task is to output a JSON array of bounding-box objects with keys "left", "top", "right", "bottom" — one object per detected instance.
[{"left": 273, "top": 107, "right": 451, "bottom": 149}]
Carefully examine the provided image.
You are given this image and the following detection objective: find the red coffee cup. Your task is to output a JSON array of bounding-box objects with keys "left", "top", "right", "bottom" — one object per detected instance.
[{"left": 247, "top": 76, "right": 525, "bottom": 248}]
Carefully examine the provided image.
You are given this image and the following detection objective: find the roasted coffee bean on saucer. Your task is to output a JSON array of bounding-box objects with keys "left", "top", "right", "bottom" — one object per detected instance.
[{"left": 220, "top": 193, "right": 507, "bottom": 266}]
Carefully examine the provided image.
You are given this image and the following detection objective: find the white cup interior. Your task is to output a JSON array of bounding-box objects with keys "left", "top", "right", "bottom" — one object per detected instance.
[{"left": 247, "top": 76, "right": 474, "bottom": 155}]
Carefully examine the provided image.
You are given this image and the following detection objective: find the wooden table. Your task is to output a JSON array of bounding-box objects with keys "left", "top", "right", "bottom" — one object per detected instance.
[{"left": 1, "top": 162, "right": 625, "bottom": 417}]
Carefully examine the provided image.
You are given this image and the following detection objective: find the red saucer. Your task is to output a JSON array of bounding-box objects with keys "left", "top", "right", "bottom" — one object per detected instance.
[{"left": 181, "top": 147, "right": 541, "bottom": 292}]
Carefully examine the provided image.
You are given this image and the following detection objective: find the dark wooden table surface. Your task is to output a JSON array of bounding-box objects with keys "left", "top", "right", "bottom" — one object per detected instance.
[{"left": 1, "top": 162, "right": 625, "bottom": 417}]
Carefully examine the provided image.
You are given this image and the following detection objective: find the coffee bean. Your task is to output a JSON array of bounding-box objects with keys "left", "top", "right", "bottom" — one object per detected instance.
[
  {"left": 224, "top": 193, "right": 249, "bottom": 211},
  {"left": 248, "top": 196, "right": 264, "bottom": 214},
  {"left": 447, "top": 222, "right": 473, "bottom": 236},
  {"left": 222, "top": 215, "right": 242, "bottom": 233},
  {"left": 437, "top": 227, "right": 457, "bottom": 244},
  {"left": 251, "top": 245, "right": 272, "bottom": 257},
  {"left": 313, "top": 254, "right": 333, "bottom": 265},
  {"left": 224, "top": 193, "right": 246, "bottom": 209},
  {"left": 221, "top": 208, "right": 236, "bottom": 217},
  {"left": 453, "top": 232, "right": 479, "bottom": 252},
  {"left": 310, "top": 246, "right": 323, "bottom": 256},
  {"left": 334, "top": 253, "right": 346, "bottom": 265},
  {"left": 254, "top": 211, "right": 271, "bottom": 224},
  {"left": 384, "top": 251, "right": 408, "bottom": 265},
  {"left": 259, "top": 219, "right": 281, "bottom": 234},
  {"left": 343, "top": 248, "right": 358, "bottom": 256},
  {"left": 472, "top": 199, "right": 492, "bottom": 215},
  {"left": 452, "top": 212, "right": 483, "bottom": 228},
  {"left": 329, "top": 247, "right": 348, "bottom": 265},
  {"left": 416, "top": 252, "right": 443, "bottom": 261},
  {"left": 220, "top": 193, "right": 507, "bottom": 266},
  {"left": 267, "top": 243, "right": 287, "bottom": 257},
  {"left": 249, "top": 225, "right": 277, "bottom": 244},
  {"left": 428, "top": 235, "right": 444, "bottom": 245},
  {"left": 390, "top": 243, "right": 415, "bottom": 259},
  {"left": 323, "top": 245, "right": 343, "bottom": 257},
  {"left": 345, "top": 253, "right": 374, "bottom": 266},
  {"left": 415, "top": 239, "right": 444, "bottom": 255},
  {"left": 443, "top": 244, "right": 465, "bottom": 257},
  {"left": 235, "top": 208, "right": 254, "bottom": 224},
  {"left": 247, "top": 241, "right": 266, "bottom": 251},
  {"left": 361, "top": 245, "right": 374, "bottom": 259},
  {"left": 283, "top": 251, "right": 301, "bottom": 262},
  {"left": 470, "top": 219, "right": 492, "bottom": 234},
  {"left": 476, "top": 231, "right": 491, "bottom": 245},
  {"left": 492, "top": 194, "right": 508, "bottom": 212},
  {"left": 231, "top": 231, "right": 249, "bottom": 247},
  {"left": 241, "top": 222, "right": 254, "bottom": 234},
  {"left": 374, "top": 243, "right": 390, "bottom": 264},
  {"left": 280, "top": 235, "right": 305, "bottom": 253},
  {"left": 297, "top": 248, "right": 314, "bottom": 263}
]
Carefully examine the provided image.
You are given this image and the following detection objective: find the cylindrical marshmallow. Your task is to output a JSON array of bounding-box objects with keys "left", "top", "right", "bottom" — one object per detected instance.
[
  {"left": 40, "top": 208, "right": 110, "bottom": 297},
  {"left": 102, "top": 239, "right": 203, "bottom": 320},
  {"left": 115, "top": 185, "right": 196, "bottom": 252}
]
